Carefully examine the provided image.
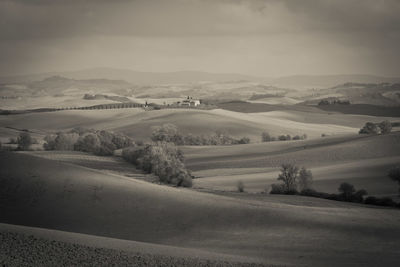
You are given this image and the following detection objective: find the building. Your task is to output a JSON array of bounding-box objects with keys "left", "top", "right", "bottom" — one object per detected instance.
[{"left": 178, "top": 96, "right": 201, "bottom": 107}]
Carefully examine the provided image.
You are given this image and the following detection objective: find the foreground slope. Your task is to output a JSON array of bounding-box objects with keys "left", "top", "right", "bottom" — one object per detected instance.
[{"left": 1, "top": 152, "right": 400, "bottom": 266}]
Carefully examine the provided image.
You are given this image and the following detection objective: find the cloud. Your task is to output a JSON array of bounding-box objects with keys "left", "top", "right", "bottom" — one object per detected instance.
[
  {"left": 1, "top": 0, "right": 398, "bottom": 39},
  {"left": 0, "top": 0, "right": 399, "bottom": 76}
]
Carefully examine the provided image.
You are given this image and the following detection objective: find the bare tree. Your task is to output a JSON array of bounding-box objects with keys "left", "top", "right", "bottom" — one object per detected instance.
[
  {"left": 277, "top": 163, "right": 299, "bottom": 193},
  {"left": 298, "top": 167, "right": 313, "bottom": 191}
]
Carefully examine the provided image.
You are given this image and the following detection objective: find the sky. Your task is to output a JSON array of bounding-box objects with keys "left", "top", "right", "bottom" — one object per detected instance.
[{"left": 0, "top": 0, "right": 400, "bottom": 77}]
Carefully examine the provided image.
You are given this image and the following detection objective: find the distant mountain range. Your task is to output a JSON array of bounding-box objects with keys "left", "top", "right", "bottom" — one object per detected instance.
[
  {"left": 0, "top": 68, "right": 264, "bottom": 85},
  {"left": 1, "top": 67, "right": 400, "bottom": 89}
]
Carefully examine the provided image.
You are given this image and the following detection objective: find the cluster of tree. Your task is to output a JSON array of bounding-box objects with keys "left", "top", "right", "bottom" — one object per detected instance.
[
  {"left": 318, "top": 99, "right": 350, "bottom": 105},
  {"left": 359, "top": 120, "right": 392, "bottom": 134},
  {"left": 270, "top": 163, "right": 400, "bottom": 208},
  {"left": 270, "top": 164, "right": 313, "bottom": 194},
  {"left": 122, "top": 142, "right": 192, "bottom": 187},
  {"left": 3, "top": 132, "right": 38, "bottom": 151},
  {"left": 43, "top": 127, "right": 134, "bottom": 156},
  {"left": 151, "top": 124, "right": 250, "bottom": 146},
  {"left": 261, "top": 132, "right": 307, "bottom": 142}
]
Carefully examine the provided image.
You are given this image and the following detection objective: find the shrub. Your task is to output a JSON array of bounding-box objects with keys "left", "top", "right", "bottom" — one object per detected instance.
[
  {"left": 122, "top": 142, "right": 192, "bottom": 187},
  {"left": 359, "top": 122, "right": 379, "bottom": 134},
  {"left": 338, "top": 182, "right": 356, "bottom": 201},
  {"left": 378, "top": 120, "right": 392, "bottom": 134},
  {"left": 54, "top": 133, "right": 79, "bottom": 150},
  {"left": 298, "top": 167, "right": 313, "bottom": 191},
  {"left": 353, "top": 189, "right": 368, "bottom": 203},
  {"left": 278, "top": 135, "right": 287, "bottom": 141},
  {"left": 237, "top": 180, "right": 245, "bottom": 192},
  {"left": 261, "top": 131, "right": 272, "bottom": 142},
  {"left": 74, "top": 133, "right": 101, "bottom": 153},
  {"left": 388, "top": 166, "right": 400, "bottom": 195},
  {"left": 43, "top": 128, "right": 133, "bottom": 156},
  {"left": 270, "top": 183, "right": 286, "bottom": 194},
  {"left": 8, "top": 137, "right": 17, "bottom": 144},
  {"left": 151, "top": 123, "right": 179, "bottom": 143},
  {"left": 238, "top": 137, "right": 250, "bottom": 144},
  {"left": 17, "top": 132, "right": 33, "bottom": 150},
  {"left": 293, "top": 135, "right": 301, "bottom": 140},
  {"left": 364, "top": 196, "right": 396, "bottom": 207}
]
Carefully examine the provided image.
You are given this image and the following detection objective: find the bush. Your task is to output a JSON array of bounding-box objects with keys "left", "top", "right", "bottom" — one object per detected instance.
[
  {"left": 8, "top": 137, "right": 17, "bottom": 144},
  {"left": 237, "top": 180, "right": 245, "bottom": 192},
  {"left": 43, "top": 128, "right": 133, "bottom": 156},
  {"left": 261, "top": 131, "right": 272, "bottom": 142},
  {"left": 270, "top": 183, "right": 286, "bottom": 194},
  {"left": 122, "top": 142, "right": 192, "bottom": 187},
  {"left": 151, "top": 123, "right": 179, "bottom": 143},
  {"left": 237, "top": 137, "right": 250, "bottom": 144},
  {"left": 364, "top": 196, "right": 396, "bottom": 207},
  {"left": 388, "top": 166, "right": 400, "bottom": 195},
  {"left": 378, "top": 120, "right": 392, "bottom": 134},
  {"left": 338, "top": 182, "right": 356, "bottom": 201},
  {"left": 353, "top": 189, "right": 368, "bottom": 203},
  {"left": 54, "top": 133, "right": 79, "bottom": 150},
  {"left": 298, "top": 167, "right": 313, "bottom": 191},
  {"left": 359, "top": 122, "right": 379, "bottom": 134},
  {"left": 17, "top": 132, "right": 33, "bottom": 150},
  {"left": 74, "top": 133, "right": 101, "bottom": 153}
]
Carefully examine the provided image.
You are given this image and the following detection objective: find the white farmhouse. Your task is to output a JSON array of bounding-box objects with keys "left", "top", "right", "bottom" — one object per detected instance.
[{"left": 178, "top": 96, "right": 201, "bottom": 107}]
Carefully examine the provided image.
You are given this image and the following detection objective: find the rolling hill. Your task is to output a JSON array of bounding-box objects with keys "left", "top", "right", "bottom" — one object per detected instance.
[
  {"left": 0, "top": 107, "right": 380, "bottom": 143},
  {"left": 183, "top": 132, "right": 400, "bottom": 197},
  {"left": 1, "top": 151, "right": 400, "bottom": 266}
]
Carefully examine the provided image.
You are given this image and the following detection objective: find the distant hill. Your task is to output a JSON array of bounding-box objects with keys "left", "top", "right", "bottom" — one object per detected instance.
[
  {"left": 302, "top": 83, "right": 400, "bottom": 107},
  {"left": 270, "top": 74, "right": 400, "bottom": 89},
  {"left": 0, "top": 68, "right": 265, "bottom": 85}
]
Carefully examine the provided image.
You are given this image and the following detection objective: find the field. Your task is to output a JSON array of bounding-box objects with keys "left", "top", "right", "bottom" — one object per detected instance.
[
  {"left": 1, "top": 100, "right": 400, "bottom": 266},
  {"left": 1, "top": 151, "right": 400, "bottom": 266},
  {"left": 1, "top": 106, "right": 397, "bottom": 144},
  {"left": 183, "top": 132, "right": 400, "bottom": 197}
]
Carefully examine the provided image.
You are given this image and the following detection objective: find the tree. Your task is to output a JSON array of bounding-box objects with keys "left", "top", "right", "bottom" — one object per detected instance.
[
  {"left": 277, "top": 163, "right": 299, "bottom": 193},
  {"left": 353, "top": 189, "right": 368, "bottom": 203},
  {"left": 298, "top": 167, "right": 313, "bottom": 191},
  {"left": 237, "top": 180, "right": 245, "bottom": 192},
  {"left": 388, "top": 166, "right": 400, "bottom": 195},
  {"left": 17, "top": 132, "right": 33, "bottom": 150},
  {"left": 54, "top": 133, "right": 79, "bottom": 150},
  {"left": 261, "top": 131, "right": 272, "bottom": 142},
  {"left": 359, "top": 122, "right": 379, "bottom": 134},
  {"left": 378, "top": 120, "right": 392, "bottom": 134},
  {"left": 151, "top": 123, "right": 179, "bottom": 143},
  {"left": 338, "top": 182, "right": 355, "bottom": 201}
]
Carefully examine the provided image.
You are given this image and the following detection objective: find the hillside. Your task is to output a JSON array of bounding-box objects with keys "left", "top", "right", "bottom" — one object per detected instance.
[
  {"left": 270, "top": 75, "right": 400, "bottom": 89},
  {"left": 1, "top": 107, "right": 384, "bottom": 143},
  {"left": 1, "top": 151, "right": 400, "bottom": 266},
  {"left": 183, "top": 132, "right": 400, "bottom": 196}
]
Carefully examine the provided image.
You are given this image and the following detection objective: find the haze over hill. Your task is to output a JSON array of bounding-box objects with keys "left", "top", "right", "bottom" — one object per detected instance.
[{"left": 2, "top": 68, "right": 400, "bottom": 89}]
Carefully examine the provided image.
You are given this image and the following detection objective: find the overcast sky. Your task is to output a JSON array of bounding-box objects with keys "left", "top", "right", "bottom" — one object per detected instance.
[{"left": 1, "top": 0, "right": 399, "bottom": 77}]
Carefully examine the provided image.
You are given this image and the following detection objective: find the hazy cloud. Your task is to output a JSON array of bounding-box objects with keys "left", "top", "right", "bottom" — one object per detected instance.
[{"left": 0, "top": 0, "right": 399, "bottom": 76}]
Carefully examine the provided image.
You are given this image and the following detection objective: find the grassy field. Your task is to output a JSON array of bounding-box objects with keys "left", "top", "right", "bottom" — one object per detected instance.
[
  {"left": 1, "top": 151, "right": 400, "bottom": 266},
  {"left": 1, "top": 106, "right": 395, "bottom": 143},
  {"left": 183, "top": 132, "right": 400, "bottom": 197}
]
